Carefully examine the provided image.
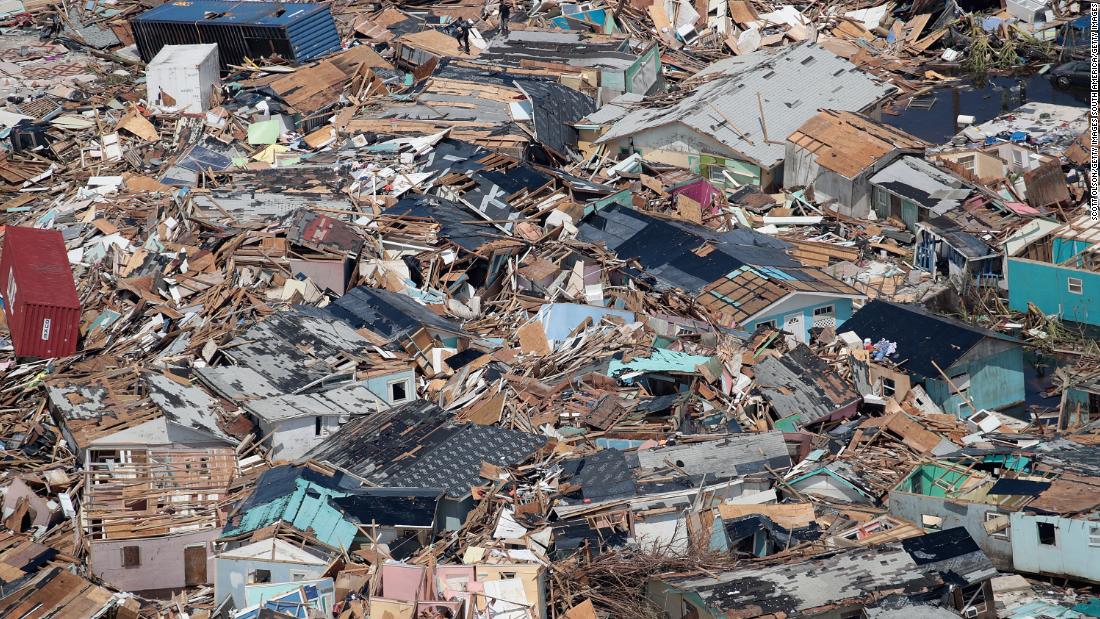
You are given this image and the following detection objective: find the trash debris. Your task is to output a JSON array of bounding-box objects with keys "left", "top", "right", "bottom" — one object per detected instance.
[{"left": 0, "top": 0, "right": 1093, "bottom": 616}]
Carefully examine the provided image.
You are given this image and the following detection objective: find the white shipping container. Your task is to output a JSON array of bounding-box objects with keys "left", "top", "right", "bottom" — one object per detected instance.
[{"left": 146, "top": 44, "right": 220, "bottom": 113}]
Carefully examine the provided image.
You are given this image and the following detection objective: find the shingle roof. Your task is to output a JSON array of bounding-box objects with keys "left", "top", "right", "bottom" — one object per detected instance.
[
  {"left": 597, "top": 43, "right": 895, "bottom": 167},
  {"left": 379, "top": 425, "right": 546, "bottom": 498},
  {"left": 839, "top": 300, "right": 1017, "bottom": 378},
  {"left": 577, "top": 204, "right": 861, "bottom": 324},
  {"left": 630, "top": 432, "right": 791, "bottom": 479},
  {"left": 753, "top": 344, "right": 861, "bottom": 426},
  {"left": 869, "top": 156, "right": 972, "bottom": 213}
]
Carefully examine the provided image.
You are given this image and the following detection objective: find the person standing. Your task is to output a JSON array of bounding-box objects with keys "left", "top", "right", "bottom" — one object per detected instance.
[
  {"left": 456, "top": 18, "right": 471, "bottom": 53},
  {"left": 500, "top": 1, "right": 511, "bottom": 36}
]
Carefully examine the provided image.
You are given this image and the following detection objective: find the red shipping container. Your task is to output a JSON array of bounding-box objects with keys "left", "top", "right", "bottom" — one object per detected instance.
[{"left": 0, "top": 226, "right": 81, "bottom": 358}]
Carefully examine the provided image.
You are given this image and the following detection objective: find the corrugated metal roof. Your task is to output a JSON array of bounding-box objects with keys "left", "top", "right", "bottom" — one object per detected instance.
[
  {"left": 134, "top": 1, "right": 331, "bottom": 26},
  {"left": 598, "top": 43, "right": 895, "bottom": 167}
]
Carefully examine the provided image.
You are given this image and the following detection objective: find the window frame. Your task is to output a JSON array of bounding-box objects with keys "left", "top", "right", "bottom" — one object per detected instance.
[
  {"left": 1088, "top": 525, "right": 1100, "bottom": 548},
  {"left": 1037, "top": 521, "right": 1057, "bottom": 546},
  {"left": 1068, "top": 277, "right": 1084, "bottom": 295},
  {"left": 812, "top": 305, "right": 835, "bottom": 317},
  {"left": 881, "top": 377, "right": 897, "bottom": 398},
  {"left": 121, "top": 545, "right": 141, "bottom": 568},
  {"left": 756, "top": 319, "right": 777, "bottom": 331},
  {"left": 984, "top": 511, "right": 1010, "bottom": 541},
  {"left": 388, "top": 378, "right": 411, "bottom": 404}
]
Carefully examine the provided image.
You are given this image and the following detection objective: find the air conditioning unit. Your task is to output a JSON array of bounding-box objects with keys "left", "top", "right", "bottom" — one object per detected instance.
[{"left": 962, "top": 606, "right": 979, "bottom": 618}]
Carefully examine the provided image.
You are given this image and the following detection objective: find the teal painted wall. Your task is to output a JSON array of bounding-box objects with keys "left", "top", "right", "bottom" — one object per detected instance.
[
  {"left": 364, "top": 370, "right": 416, "bottom": 405},
  {"left": 1052, "top": 238, "right": 1091, "bottom": 264},
  {"left": 1007, "top": 258, "right": 1100, "bottom": 326},
  {"left": 922, "top": 347, "right": 1025, "bottom": 417},
  {"left": 746, "top": 298, "right": 853, "bottom": 340}
]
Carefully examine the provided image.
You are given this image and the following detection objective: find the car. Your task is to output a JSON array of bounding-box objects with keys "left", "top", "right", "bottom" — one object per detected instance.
[{"left": 1049, "top": 60, "right": 1090, "bottom": 88}]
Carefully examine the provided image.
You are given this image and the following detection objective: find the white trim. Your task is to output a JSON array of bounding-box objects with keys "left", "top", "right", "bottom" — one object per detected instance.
[{"left": 743, "top": 291, "right": 861, "bottom": 326}]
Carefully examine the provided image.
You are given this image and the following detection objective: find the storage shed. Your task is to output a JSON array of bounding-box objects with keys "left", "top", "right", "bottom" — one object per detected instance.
[
  {"left": 0, "top": 226, "right": 80, "bottom": 359},
  {"left": 131, "top": 1, "right": 342, "bottom": 71}
]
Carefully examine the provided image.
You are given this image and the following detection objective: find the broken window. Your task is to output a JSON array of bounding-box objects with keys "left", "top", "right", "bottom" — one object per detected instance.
[
  {"left": 389, "top": 379, "right": 409, "bottom": 403},
  {"left": 121, "top": 546, "right": 140, "bottom": 568},
  {"left": 249, "top": 569, "right": 271, "bottom": 584},
  {"left": 984, "top": 512, "right": 1010, "bottom": 540},
  {"left": 315, "top": 416, "right": 323, "bottom": 436},
  {"left": 921, "top": 514, "right": 942, "bottom": 531},
  {"left": 957, "top": 154, "right": 976, "bottom": 172},
  {"left": 1037, "top": 521, "right": 1056, "bottom": 546},
  {"left": 881, "top": 377, "right": 896, "bottom": 398},
  {"left": 948, "top": 371, "right": 971, "bottom": 394},
  {"left": 756, "top": 319, "right": 777, "bottom": 331},
  {"left": 291, "top": 572, "right": 307, "bottom": 582},
  {"left": 1089, "top": 526, "right": 1100, "bottom": 548}
]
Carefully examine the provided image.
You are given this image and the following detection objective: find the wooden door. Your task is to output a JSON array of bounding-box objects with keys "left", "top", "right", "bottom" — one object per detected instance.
[{"left": 184, "top": 546, "right": 207, "bottom": 586}]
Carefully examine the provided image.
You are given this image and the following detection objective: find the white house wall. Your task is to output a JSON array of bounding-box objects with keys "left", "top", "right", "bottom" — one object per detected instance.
[{"left": 215, "top": 556, "right": 328, "bottom": 609}]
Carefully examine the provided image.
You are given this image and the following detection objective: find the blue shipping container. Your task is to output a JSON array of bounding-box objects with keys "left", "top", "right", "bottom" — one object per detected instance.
[{"left": 131, "top": 1, "right": 341, "bottom": 70}]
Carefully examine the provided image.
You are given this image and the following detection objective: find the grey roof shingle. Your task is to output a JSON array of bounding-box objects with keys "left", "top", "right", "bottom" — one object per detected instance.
[{"left": 597, "top": 43, "right": 895, "bottom": 167}]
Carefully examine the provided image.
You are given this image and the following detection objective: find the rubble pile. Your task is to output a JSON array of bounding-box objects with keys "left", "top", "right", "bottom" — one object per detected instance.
[{"left": 0, "top": 0, "right": 1096, "bottom": 616}]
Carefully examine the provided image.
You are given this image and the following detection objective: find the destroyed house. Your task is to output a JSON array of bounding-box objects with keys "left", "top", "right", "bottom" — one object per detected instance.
[
  {"left": 47, "top": 372, "right": 237, "bottom": 461},
  {"left": 576, "top": 203, "right": 863, "bottom": 340},
  {"left": 1006, "top": 214, "right": 1100, "bottom": 327},
  {"left": 196, "top": 305, "right": 415, "bottom": 405},
  {"left": 553, "top": 434, "right": 791, "bottom": 552},
  {"left": 890, "top": 455, "right": 1100, "bottom": 582},
  {"left": 913, "top": 215, "right": 1005, "bottom": 286},
  {"left": 323, "top": 285, "right": 467, "bottom": 350},
  {"left": 0, "top": 546, "right": 119, "bottom": 619},
  {"left": 840, "top": 300, "right": 1025, "bottom": 416},
  {"left": 784, "top": 110, "right": 928, "bottom": 218},
  {"left": 240, "top": 383, "right": 389, "bottom": 461},
  {"left": 868, "top": 156, "right": 976, "bottom": 233},
  {"left": 80, "top": 415, "right": 237, "bottom": 592},
  {"left": 214, "top": 538, "right": 333, "bottom": 610},
  {"left": 596, "top": 43, "right": 895, "bottom": 190},
  {"left": 752, "top": 343, "right": 862, "bottom": 430},
  {"left": 308, "top": 400, "right": 546, "bottom": 529},
  {"left": 648, "top": 527, "right": 998, "bottom": 619},
  {"left": 221, "top": 465, "right": 363, "bottom": 551},
  {"left": 331, "top": 487, "right": 445, "bottom": 558},
  {"left": 477, "top": 31, "right": 663, "bottom": 100},
  {"left": 284, "top": 209, "right": 366, "bottom": 295}
]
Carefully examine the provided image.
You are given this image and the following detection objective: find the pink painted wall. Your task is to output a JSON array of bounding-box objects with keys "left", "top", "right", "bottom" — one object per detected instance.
[{"left": 90, "top": 528, "right": 219, "bottom": 592}]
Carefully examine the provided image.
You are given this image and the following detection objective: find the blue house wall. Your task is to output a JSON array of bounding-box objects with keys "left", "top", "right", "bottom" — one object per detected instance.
[
  {"left": 1010, "top": 513, "right": 1100, "bottom": 583},
  {"left": 745, "top": 297, "right": 853, "bottom": 341},
  {"left": 1007, "top": 258, "right": 1100, "bottom": 327},
  {"left": 921, "top": 346, "right": 1025, "bottom": 417}
]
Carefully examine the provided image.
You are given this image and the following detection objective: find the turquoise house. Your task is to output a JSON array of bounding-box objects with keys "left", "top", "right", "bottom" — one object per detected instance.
[
  {"left": 841, "top": 300, "right": 1025, "bottom": 416},
  {"left": 222, "top": 465, "right": 361, "bottom": 551},
  {"left": 1007, "top": 214, "right": 1100, "bottom": 327},
  {"left": 576, "top": 204, "right": 864, "bottom": 343}
]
